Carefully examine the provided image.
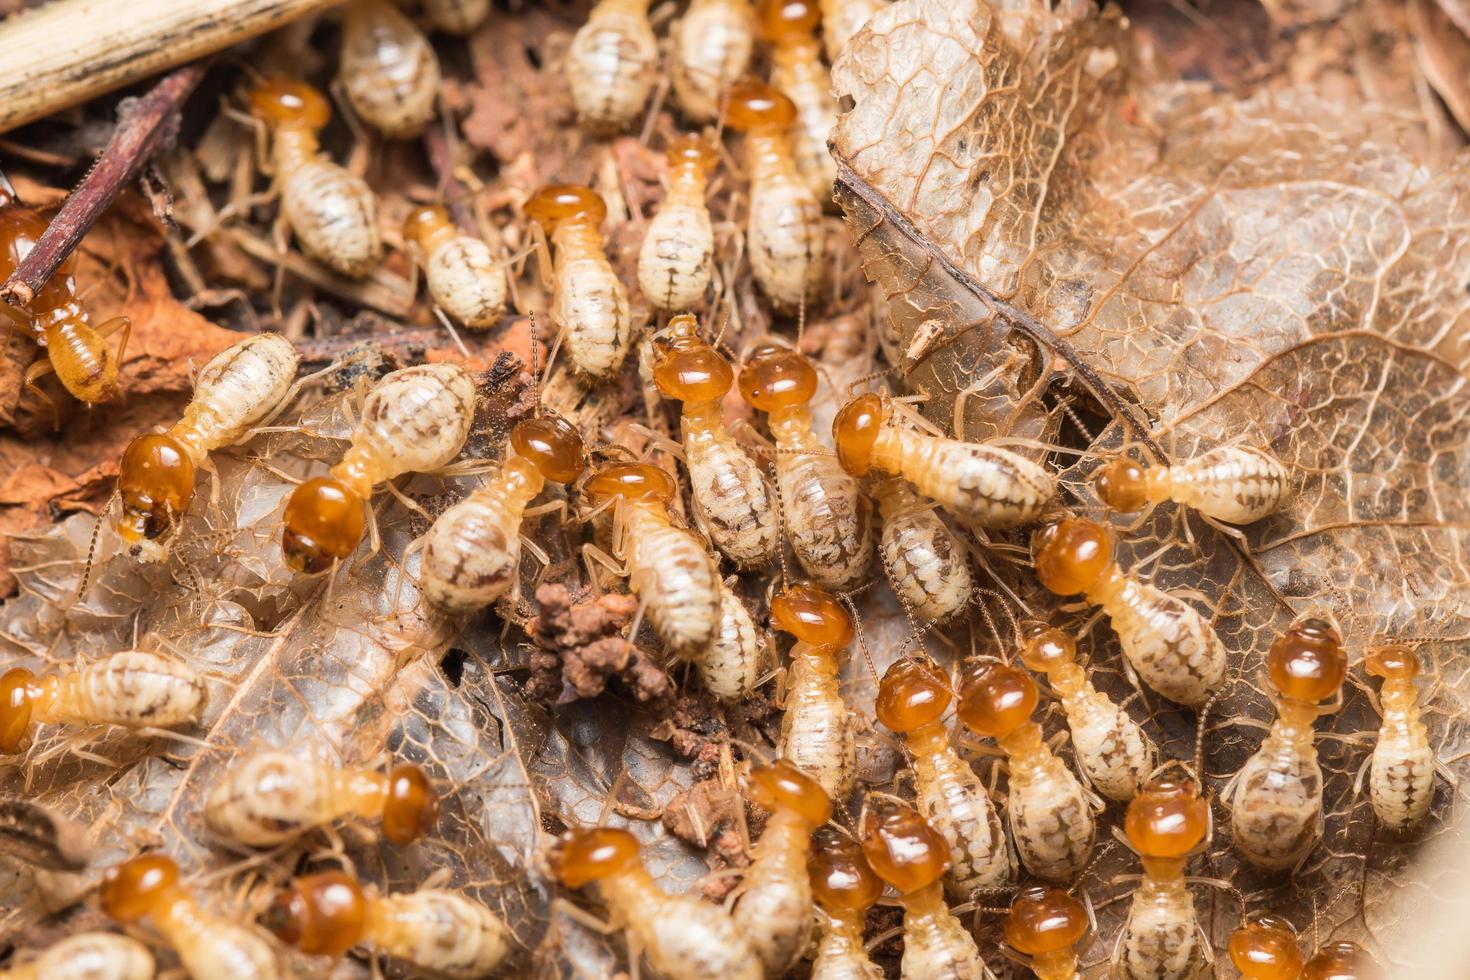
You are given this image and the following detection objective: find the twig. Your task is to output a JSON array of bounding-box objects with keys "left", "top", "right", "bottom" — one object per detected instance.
[
  {"left": 296, "top": 328, "right": 445, "bottom": 364},
  {"left": 422, "top": 122, "right": 477, "bottom": 233},
  {"left": 1, "top": 61, "right": 208, "bottom": 308}
]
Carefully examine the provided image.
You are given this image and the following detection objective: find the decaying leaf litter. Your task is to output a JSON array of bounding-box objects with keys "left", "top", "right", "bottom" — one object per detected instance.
[{"left": 0, "top": 0, "right": 1464, "bottom": 975}]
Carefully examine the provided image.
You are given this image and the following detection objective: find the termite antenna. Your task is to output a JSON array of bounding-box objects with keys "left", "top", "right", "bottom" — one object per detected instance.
[
  {"left": 837, "top": 591, "right": 878, "bottom": 684},
  {"left": 76, "top": 498, "right": 111, "bottom": 603},
  {"left": 529, "top": 309, "right": 542, "bottom": 416}
]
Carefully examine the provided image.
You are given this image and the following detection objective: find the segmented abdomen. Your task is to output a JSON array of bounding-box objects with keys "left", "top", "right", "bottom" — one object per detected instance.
[
  {"left": 1163, "top": 445, "right": 1288, "bottom": 524},
  {"left": 566, "top": 15, "right": 658, "bottom": 130},
  {"left": 282, "top": 160, "right": 382, "bottom": 277},
  {"left": 427, "top": 236, "right": 507, "bottom": 328},
  {"left": 733, "top": 819, "right": 813, "bottom": 974},
  {"left": 1118, "top": 879, "right": 1204, "bottom": 980},
  {"left": 780, "top": 656, "right": 855, "bottom": 799},
  {"left": 776, "top": 453, "right": 872, "bottom": 591},
  {"left": 912, "top": 748, "right": 1012, "bottom": 898},
  {"left": 203, "top": 751, "right": 336, "bottom": 846},
  {"left": 880, "top": 503, "right": 971, "bottom": 623},
  {"left": 1104, "top": 579, "right": 1226, "bottom": 707},
  {"left": 1370, "top": 721, "right": 1435, "bottom": 831},
  {"left": 1066, "top": 692, "right": 1154, "bottom": 802},
  {"left": 747, "top": 176, "right": 825, "bottom": 312},
  {"left": 180, "top": 333, "right": 300, "bottom": 449},
  {"left": 69, "top": 651, "right": 207, "bottom": 729},
  {"left": 685, "top": 427, "right": 779, "bottom": 569},
  {"left": 1229, "top": 740, "right": 1322, "bottom": 870},
  {"left": 899, "top": 435, "right": 1054, "bottom": 527},
  {"left": 637, "top": 895, "right": 764, "bottom": 980},
  {"left": 773, "top": 55, "right": 838, "bottom": 201},
  {"left": 637, "top": 202, "right": 713, "bottom": 310},
  {"left": 626, "top": 510, "right": 721, "bottom": 656},
  {"left": 671, "top": 0, "right": 753, "bottom": 121},
  {"left": 420, "top": 490, "right": 520, "bottom": 614},
  {"left": 1008, "top": 759, "right": 1095, "bottom": 882},
  {"left": 555, "top": 254, "right": 633, "bottom": 379},
  {"left": 899, "top": 906, "right": 987, "bottom": 980},
  {"left": 22, "top": 932, "right": 154, "bottom": 980},
  {"left": 371, "top": 890, "right": 510, "bottom": 978}
]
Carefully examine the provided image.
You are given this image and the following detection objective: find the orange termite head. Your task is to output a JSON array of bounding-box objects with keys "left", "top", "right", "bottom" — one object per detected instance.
[
  {"left": 115, "top": 432, "right": 196, "bottom": 558},
  {"left": 249, "top": 78, "right": 331, "bottom": 131},
  {"left": 757, "top": 0, "right": 821, "bottom": 42},
  {"left": 510, "top": 414, "right": 585, "bottom": 484},
  {"left": 652, "top": 318, "right": 734, "bottom": 404},
  {"left": 770, "top": 583, "right": 854, "bottom": 648},
  {"left": 874, "top": 657, "right": 952, "bottom": 734},
  {"left": 1229, "top": 913, "right": 1304, "bottom": 980},
  {"left": 1018, "top": 622, "right": 1080, "bottom": 673},
  {"left": 0, "top": 667, "right": 36, "bottom": 755},
  {"left": 1266, "top": 617, "right": 1346, "bottom": 704},
  {"left": 281, "top": 476, "right": 366, "bottom": 574},
  {"left": 744, "top": 759, "right": 832, "bottom": 828},
  {"left": 956, "top": 660, "right": 1038, "bottom": 739},
  {"left": 262, "top": 870, "right": 368, "bottom": 958},
  {"left": 101, "top": 853, "right": 182, "bottom": 924},
  {"left": 583, "top": 462, "right": 678, "bottom": 507},
  {"left": 808, "top": 826, "right": 882, "bottom": 913},
  {"left": 1364, "top": 644, "right": 1420, "bottom": 682},
  {"left": 1301, "top": 941, "right": 1381, "bottom": 980},
  {"left": 832, "top": 392, "right": 889, "bottom": 476},
  {"left": 665, "top": 134, "right": 720, "bottom": 175},
  {"left": 1004, "top": 886, "right": 1089, "bottom": 958},
  {"left": 737, "top": 342, "right": 817, "bottom": 413},
  {"left": 402, "top": 203, "right": 453, "bottom": 248},
  {"left": 1032, "top": 517, "right": 1113, "bottom": 596},
  {"left": 1124, "top": 771, "right": 1209, "bottom": 859},
  {"left": 858, "top": 797, "right": 950, "bottom": 894},
  {"left": 524, "top": 184, "right": 607, "bottom": 232},
  {"left": 724, "top": 77, "right": 798, "bottom": 134},
  {"left": 548, "top": 827, "right": 642, "bottom": 889}
]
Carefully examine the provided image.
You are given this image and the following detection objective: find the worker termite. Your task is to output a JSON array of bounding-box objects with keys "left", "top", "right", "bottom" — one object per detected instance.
[
  {"left": 101, "top": 853, "right": 282, "bottom": 980},
  {"left": 1228, "top": 618, "right": 1346, "bottom": 871},
  {"left": 1004, "top": 887, "right": 1090, "bottom": 980},
  {"left": 870, "top": 477, "right": 972, "bottom": 623},
  {"left": 203, "top": 751, "right": 439, "bottom": 847},
  {"left": 732, "top": 759, "right": 831, "bottom": 974},
  {"left": 770, "top": 584, "right": 859, "bottom": 799},
  {"left": 638, "top": 137, "right": 718, "bottom": 312},
  {"left": 0, "top": 932, "right": 154, "bottom": 980},
  {"left": 671, "top": 0, "right": 755, "bottom": 121},
  {"left": 739, "top": 345, "right": 872, "bottom": 591},
  {"left": 402, "top": 204, "right": 508, "bottom": 329},
  {"left": 957, "top": 661, "right": 1096, "bottom": 883},
  {"left": 1302, "top": 941, "right": 1382, "bottom": 979},
  {"left": 566, "top": 0, "right": 659, "bottom": 132},
  {"left": 281, "top": 363, "right": 475, "bottom": 574},
  {"left": 1228, "top": 913, "right": 1304, "bottom": 980},
  {"left": 1115, "top": 772, "right": 1209, "bottom": 980},
  {"left": 1363, "top": 644, "right": 1436, "bottom": 831},
  {"left": 1093, "top": 445, "right": 1289, "bottom": 524},
  {"left": 265, "top": 869, "right": 509, "bottom": 978},
  {"left": 873, "top": 658, "right": 1013, "bottom": 898},
  {"left": 1018, "top": 623, "right": 1156, "bottom": 802},
  {"left": 817, "top": 0, "right": 885, "bottom": 60},
  {"left": 807, "top": 827, "right": 884, "bottom": 980},
  {"left": 525, "top": 185, "right": 633, "bottom": 381},
  {"left": 423, "top": 0, "right": 489, "bottom": 34},
  {"left": 420, "top": 414, "right": 584, "bottom": 614},
  {"left": 116, "top": 333, "right": 300, "bottom": 561},
  {"left": 757, "top": 0, "right": 839, "bottom": 201},
  {"left": 650, "top": 315, "right": 779, "bottom": 569},
  {"left": 548, "top": 827, "right": 762, "bottom": 980},
  {"left": 859, "top": 798, "right": 988, "bottom": 979},
  {"left": 248, "top": 79, "right": 382, "bottom": 278},
  {"left": 339, "top": 0, "right": 441, "bottom": 139},
  {"left": 1032, "top": 517, "right": 1228, "bottom": 707},
  {"left": 0, "top": 651, "right": 207, "bottom": 754},
  {"left": 725, "top": 79, "right": 826, "bottom": 314}
]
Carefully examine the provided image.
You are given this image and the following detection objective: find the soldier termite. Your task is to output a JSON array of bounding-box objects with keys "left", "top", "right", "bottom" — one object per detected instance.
[
  {"left": 638, "top": 137, "right": 718, "bottom": 312},
  {"left": 1003, "top": 887, "right": 1090, "bottom": 980},
  {"left": 1228, "top": 913, "right": 1304, "bottom": 980},
  {"left": 870, "top": 477, "right": 972, "bottom": 624},
  {"left": 1363, "top": 644, "right": 1436, "bottom": 831},
  {"left": 1228, "top": 619, "right": 1346, "bottom": 871},
  {"left": 1093, "top": 445, "right": 1289, "bottom": 525},
  {"left": 339, "top": 0, "right": 441, "bottom": 139},
  {"left": 756, "top": 0, "right": 839, "bottom": 202},
  {"left": 817, "top": 0, "right": 886, "bottom": 60},
  {"left": 725, "top": 79, "right": 826, "bottom": 314},
  {"left": 102, "top": 853, "right": 283, "bottom": 980},
  {"left": 732, "top": 759, "right": 831, "bottom": 974},
  {"left": 1019, "top": 623, "right": 1156, "bottom": 802},
  {"left": 739, "top": 345, "right": 872, "bottom": 591},
  {"left": 403, "top": 204, "right": 508, "bottom": 329},
  {"left": 1032, "top": 517, "right": 1228, "bottom": 707},
  {"left": 264, "top": 869, "right": 509, "bottom": 978},
  {"left": 281, "top": 362, "right": 475, "bottom": 574},
  {"left": 1115, "top": 772, "right": 1210, "bottom": 980},
  {"left": 650, "top": 316, "right": 779, "bottom": 569},
  {"left": 0, "top": 932, "right": 154, "bottom": 980},
  {"left": 957, "top": 661, "right": 1096, "bottom": 883},
  {"left": 1302, "top": 941, "right": 1382, "bottom": 979},
  {"left": 671, "top": 0, "right": 755, "bottom": 122},
  {"left": 248, "top": 79, "right": 382, "bottom": 278},
  {"left": 548, "top": 827, "right": 763, "bottom": 980},
  {"left": 203, "top": 751, "right": 439, "bottom": 847},
  {"left": 115, "top": 333, "right": 300, "bottom": 562},
  {"left": 770, "top": 584, "right": 859, "bottom": 799},
  {"left": 424, "top": 0, "right": 490, "bottom": 34},
  {"left": 0, "top": 652, "right": 207, "bottom": 754},
  {"left": 807, "top": 828, "right": 884, "bottom": 980},
  {"left": 566, "top": 0, "right": 658, "bottom": 132},
  {"left": 859, "top": 798, "right": 988, "bottom": 979},
  {"left": 873, "top": 658, "right": 1013, "bottom": 899},
  {"left": 525, "top": 185, "right": 634, "bottom": 381}
]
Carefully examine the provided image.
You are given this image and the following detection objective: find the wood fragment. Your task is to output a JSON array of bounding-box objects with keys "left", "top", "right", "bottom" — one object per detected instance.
[{"left": 225, "top": 226, "right": 416, "bottom": 319}]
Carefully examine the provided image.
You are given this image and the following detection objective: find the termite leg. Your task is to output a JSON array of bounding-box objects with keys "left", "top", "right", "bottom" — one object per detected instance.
[{"left": 22, "top": 357, "right": 62, "bottom": 427}]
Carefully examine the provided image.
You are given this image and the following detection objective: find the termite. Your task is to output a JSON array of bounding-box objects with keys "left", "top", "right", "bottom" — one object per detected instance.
[
  {"left": 870, "top": 477, "right": 972, "bottom": 623},
  {"left": 115, "top": 333, "right": 300, "bottom": 561},
  {"left": 1363, "top": 644, "right": 1436, "bottom": 831},
  {"left": 339, "top": 0, "right": 441, "bottom": 139},
  {"left": 525, "top": 184, "right": 633, "bottom": 381},
  {"left": 566, "top": 0, "right": 658, "bottom": 132},
  {"left": 1228, "top": 618, "right": 1346, "bottom": 871},
  {"left": 402, "top": 204, "right": 508, "bottom": 329},
  {"left": 1004, "top": 887, "right": 1090, "bottom": 980},
  {"left": 420, "top": 413, "right": 584, "bottom": 614},
  {"left": 638, "top": 137, "right": 718, "bottom": 312},
  {"left": 203, "top": 751, "right": 438, "bottom": 847},
  {"left": 423, "top": 0, "right": 490, "bottom": 34},
  {"left": 859, "top": 798, "right": 988, "bottom": 979},
  {"left": 1115, "top": 772, "right": 1209, "bottom": 980},
  {"left": 281, "top": 363, "right": 475, "bottom": 574},
  {"left": 1032, "top": 517, "right": 1228, "bottom": 707},
  {"left": 248, "top": 79, "right": 382, "bottom": 278},
  {"left": 548, "top": 827, "right": 762, "bottom": 980},
  {"left": 873, "top": 657, "right": 1013, "bottom": 898},
  {"left": 770, "top": 583, "right": 859, "bottom": 799},
  {"left": 1018, "top": 623, "right": 1156, "bottom": 802},
  {"left": 101, "top": 853, "right": 282, "bottom": 980},
  {"left": 817, "top": 0, "right": 885, "bottom": 61},
  {"left": 807, "top": 827, "right": 884, "bottom": 980},
  {"left": 756, "top": 0, "right": 839, "bottom": 201},
  {"left": 739, "top": 344, "right": 872, "bottom": 591},
  {"left": 957, "top": 661, "right": 1096, "bottom": 883},
  {"left": 0, "top": 652, "right": 207, "bottom": 754},
  {"left": 1228, "top": 913, "right": 1304, "bottom": 980},
  {"left": 725, "top": 79, "right": 826, "bottom": 314},
  {"left": 671, "top": 0, "right": 755, "bottom": 122},
  {"left": 265, "top": 869, "right": 509, "bottom": 978},
  {"left": 732, "top": 759, "right": 831, "bottom": 974},
  {"left": 0, "top": 188, "right": 131, "bottom": 405},
  {"left": 1093, "top": 445, "right": 1289, "bottom": 524},
  {"left": 0, "top": 932, "right": 154, "bottom": 980},
  {"left": 1302, "top": 941, "right": 1381, "bottom": 979},
  {"left": 650, "top": 315, "right": 779, "bottom": 569}
]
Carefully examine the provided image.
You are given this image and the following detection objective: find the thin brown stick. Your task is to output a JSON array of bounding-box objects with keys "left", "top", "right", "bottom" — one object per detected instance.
[{"left": 422, "top": 122, "right": 477, "bottom": 233}]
